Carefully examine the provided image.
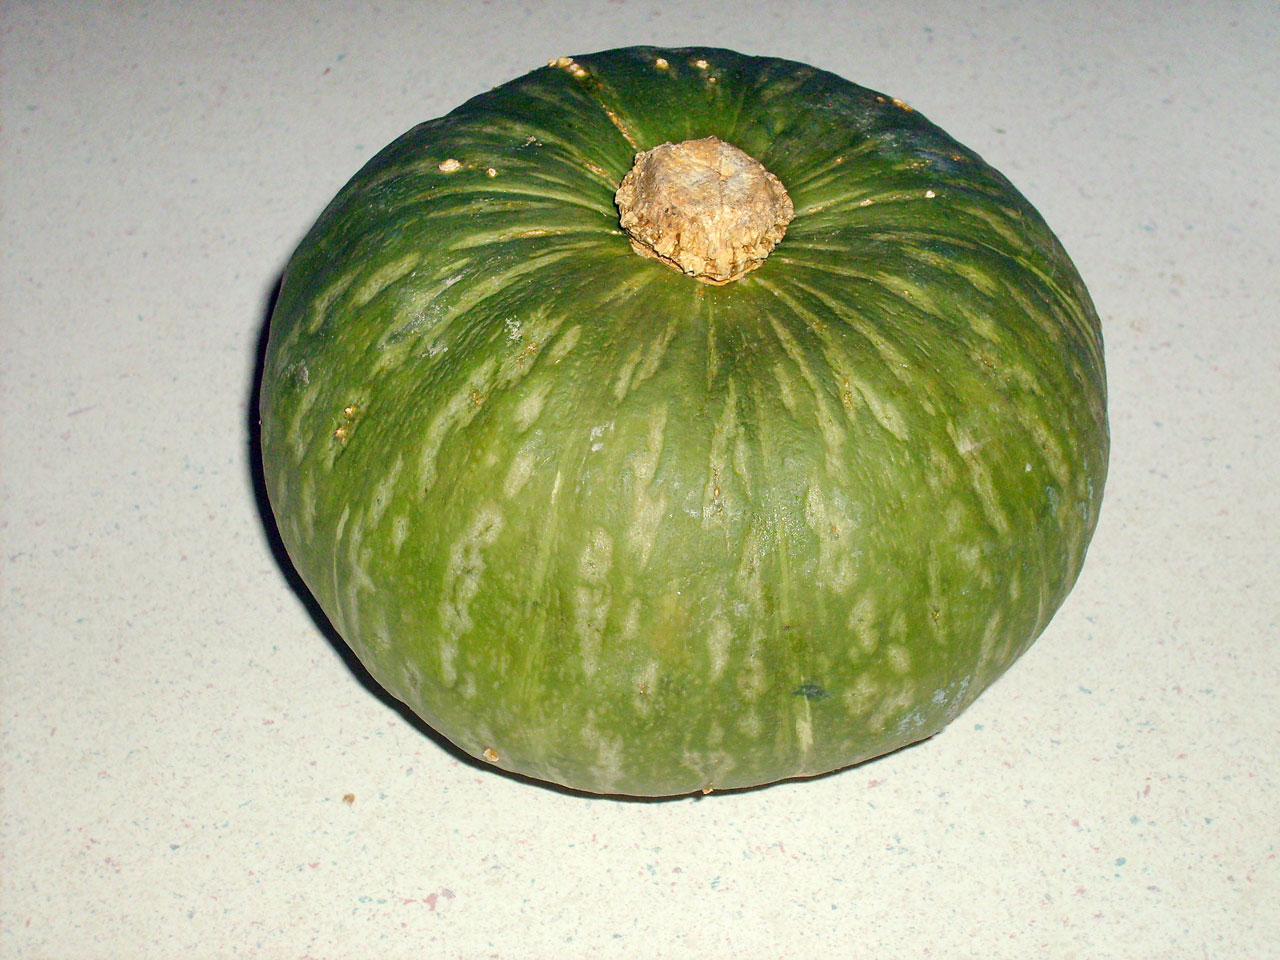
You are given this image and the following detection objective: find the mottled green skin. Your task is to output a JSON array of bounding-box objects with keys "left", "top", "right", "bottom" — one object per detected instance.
[{"left": 260, "top": 46, "right": 1107, "bottom": 796}]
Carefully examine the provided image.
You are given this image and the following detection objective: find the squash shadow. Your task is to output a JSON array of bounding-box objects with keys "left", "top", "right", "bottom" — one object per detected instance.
[{"left": 246, "top": 273, "right": 894, "bottom": 804}]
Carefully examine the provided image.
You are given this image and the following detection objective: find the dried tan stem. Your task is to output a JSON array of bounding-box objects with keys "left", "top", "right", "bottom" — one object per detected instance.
[{"left": 614, "top": 136, "right": 793, "bottom": 284}]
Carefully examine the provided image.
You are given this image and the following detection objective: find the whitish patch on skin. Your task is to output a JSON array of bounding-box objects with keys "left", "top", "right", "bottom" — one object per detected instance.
[
  {"left": 329, "top": 504, "right": 352, "bottom": 637},
  {"left": 770, "top": 361, "right": 800, "bottom": 415},
  {"left": 733, "top": 526, "right": 768, "bottom": 703},
  {"left": 591, "top": 731, "right": 626, "bottom": 796},
  {"left": 867, "top": 678, "right": 917, "bottom": 735},
  {"left": 613, "top": 321, "right": 676, "bottom": 400},
  {"left": 351, "top": 252, "right": 421, "bottom": 307},
  {"left": 631, "top": 318, "right": 679, "bottom": 391},
  {"left": 803, "top": 483, "right": 857, "bottom": 594},
  {"left": 706, "top": 618, "right": 731, "bottom": 681},
  {"left": 361, "top": 606, "right": 390, "bottom": 657},
  {"left": 438, "top": 503, "right": 505, "bottom": 686},
  {"left": 927, "top": 551, "right": 946, "bottom": 641},
  {"left": 633, "top": 658, "right": 658, "bottom": 715},
  {"left": 306, "top": 269, "right": 357, "bottom": 334},
  {"left": 295, "top": 473, "right": 317, "bottom": 544},
  {"left": 625, "top": 405, "right": 668, "bottom": 567},
  {"left": 795, "top": 708, "right": 814, "bottom": 755},
  {"left": 511, "top": 380, "right": 554, "bottom": 433},
  {"left": 400, "top": 657, "right": 424, "bottom": 696},
  {"left": 762, "top": 276, "right": 913, "bottom": 452},
  {"left": 390, "top": 515, "right": 411, "bottom": 554},
  {"left": 621, "top": 598, "right": 642, "bottom": 640},
  {"left": 573, "top": 527, "right": 614, "bottom": 677},
  {"left": 546, "top": 324, "right": 582, "bottom": 365},
  {"left": 367, "top": 455, "right": 404, "bottom": 529},
  {"left": 960, "top": 300, "right": 1000, "bottom": 339},
  {"left": 843, "top": 671, "right": 879, "bottom": 716},
  {"left": 417, "top": 358, "right": 498, "bottom": 490},
  {"left": 847, "top": 593, "right": 878, "bottom": 656},
  {"left": 977, "top": 609, "right": 1004, "bottom": 681},
  {"left": 948, "top": 423, "right": 1012, "bottom": 537},
  {"left": 341, "top": 539, "right": 377, "bottom": 649},
  {"left": 762, "top": 300, "right": 851, "bottom": 481},
  {"left": 283, "top": 378, "right": 322, "bottom": 461},
  {"left": 885, "top": 643, "right": 911, "bottom": 675},
  {"left": 343, "top": 503, "right": 376, "bottom": 599},
  {"left": 612, "top": 344, "right": 643, "bottom": 400},
  {"left": 843, "top": 370, "right": 908, "bottom": 441},
  {"left": 703, "top": 380, "right": 741, "bottom": 525},
  {"left": 1016, "top": 406, "right": 1071, "bottom": 490},
  {"left": 502, "top": 443, "right": 539, "bottom": 498}
]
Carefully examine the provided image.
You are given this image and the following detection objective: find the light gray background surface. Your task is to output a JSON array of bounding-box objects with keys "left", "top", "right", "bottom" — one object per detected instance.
[{"left": 3, "top": 2, "right": 1277, "bottom": 957}]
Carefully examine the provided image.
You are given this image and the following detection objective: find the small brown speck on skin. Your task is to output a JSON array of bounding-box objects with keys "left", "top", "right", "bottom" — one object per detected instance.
[
  {"left": 482, "top": 748, "right": 499, "bottom": 763},
  {"left": 438, "top": 158, "right": 462, "bottom": 173},
  {"left": 342, "top": 793, "right": 355, "bottom": 805},
  {"left": 334, "top": 424, "right": 350, "bottom": 442},
  {"left": 692, "top": 59, "right": 709, "bottom": 70},
  {"left": 654, "top": 57, "right": 669, "bottom": 69},
  {"left": 486, "top": 168, "right": 497, "bottom": 177}
]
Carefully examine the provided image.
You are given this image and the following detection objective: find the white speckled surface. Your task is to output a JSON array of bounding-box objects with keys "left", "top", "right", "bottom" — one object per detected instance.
[{"left": 3, "top": 2, "right": 1277, "bottom": 957}]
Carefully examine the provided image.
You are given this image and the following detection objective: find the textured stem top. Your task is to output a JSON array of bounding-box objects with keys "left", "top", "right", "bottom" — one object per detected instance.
[{"left": 615, "top": 136, "right": 794, "bottom": 284}]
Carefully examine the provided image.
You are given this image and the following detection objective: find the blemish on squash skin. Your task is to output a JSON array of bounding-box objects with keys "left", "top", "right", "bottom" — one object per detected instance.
[
  {"left": 438, "top": 158, "right": 462, "bottom": 173},
  {"left": 334, "top": 403, "right": 358, "bottom": 443},
  {"left": 482, "top": 747, "right": 499, "bottom": 763},
  {"left": 548, "top": 55, "right": 588, "bottom": 80},
  {"left": 793, "top": 682, "right": 830, "bottom": 701}
]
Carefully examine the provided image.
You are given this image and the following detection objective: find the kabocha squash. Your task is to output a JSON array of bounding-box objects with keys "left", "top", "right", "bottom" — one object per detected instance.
[{"left": 259, "top": 46, "right": 1108, "bottom": 797}]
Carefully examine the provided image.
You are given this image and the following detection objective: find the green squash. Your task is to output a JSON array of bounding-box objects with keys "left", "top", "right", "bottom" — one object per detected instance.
[{"left": 259, "top": 46, "right": 1107, "bottom": 797}]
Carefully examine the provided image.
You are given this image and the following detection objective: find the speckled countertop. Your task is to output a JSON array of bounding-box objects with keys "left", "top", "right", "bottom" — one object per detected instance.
[{"left": 2, "top": 2, "right": 1276, "bottom": 957}]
